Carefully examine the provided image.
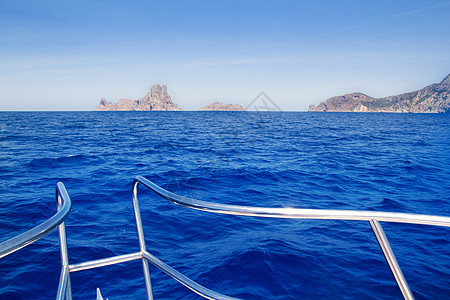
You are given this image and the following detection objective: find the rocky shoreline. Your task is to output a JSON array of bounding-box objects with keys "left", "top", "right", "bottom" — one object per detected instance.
[{"left": 309, "top": 73, "right": 450, "bottom": 113}]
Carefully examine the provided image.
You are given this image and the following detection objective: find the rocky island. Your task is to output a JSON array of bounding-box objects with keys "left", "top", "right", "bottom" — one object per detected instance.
[
  {"left": 198, "top": 101, "right": 244, "bottom": 111},
  {"left": 309, "top": 73, "right": 450, "bottom": 113},
  {"left": 96, "top": 84, "right": 182, "bottom": 111}
]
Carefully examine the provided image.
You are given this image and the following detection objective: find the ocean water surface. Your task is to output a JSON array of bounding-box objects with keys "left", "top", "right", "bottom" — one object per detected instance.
[{"left": 0, "top": 111, "right": 449, "bottom": 299}]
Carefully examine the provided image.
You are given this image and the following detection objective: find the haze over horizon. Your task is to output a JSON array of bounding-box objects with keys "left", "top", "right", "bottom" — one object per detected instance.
[{"left": 1, "top": 0, "right": 449, "bottom": 111}]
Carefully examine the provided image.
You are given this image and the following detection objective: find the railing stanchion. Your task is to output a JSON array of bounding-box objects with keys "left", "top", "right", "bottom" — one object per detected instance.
[
  {"left": 133, "top": 180, "right": 154, "bottom": 300},
  {"left": 56, "top": 183, "right": 73, "bottom": 300},
  {"left": 370, "top": 219, "right": 414, "bottom": 300},
  {"left": 56, "top": 266, "right": 70, "bottom": 300}
]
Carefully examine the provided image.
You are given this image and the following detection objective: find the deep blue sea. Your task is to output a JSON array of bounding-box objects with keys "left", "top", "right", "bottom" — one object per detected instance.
[{"left": 0, "top": 111, "right": 449, "bottom": 299}]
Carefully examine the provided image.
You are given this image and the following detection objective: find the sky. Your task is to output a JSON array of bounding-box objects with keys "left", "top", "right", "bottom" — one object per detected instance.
[{"left": 0, "top": 0, "right": 449, "bottom": 111}]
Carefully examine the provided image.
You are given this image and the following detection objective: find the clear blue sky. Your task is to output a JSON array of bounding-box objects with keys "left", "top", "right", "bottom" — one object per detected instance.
[{"left": 1, "top": 0, "right": 449, "bottom": 111}]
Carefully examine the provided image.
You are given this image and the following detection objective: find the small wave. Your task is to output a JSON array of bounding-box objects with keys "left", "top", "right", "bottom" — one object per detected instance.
[
  {"left": 62, "top": 123, "right": 88, "bottom": 129},
  {"left": 376, "top": 197, "right": 407, "bottom": 211},
  {"left": 154, "top": 141, "right": 178, "bottom": 150},
  {"left": 26, "top": 154, "right": 97, "bottom": 169}
]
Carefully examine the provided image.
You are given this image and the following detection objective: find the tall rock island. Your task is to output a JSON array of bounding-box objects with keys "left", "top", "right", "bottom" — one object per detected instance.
[
  {"left": 96, "top": 84, "right": 182, "bottom": 111},
  {"left": 309, "top": 73, "right": 450, "bottom": 113}
]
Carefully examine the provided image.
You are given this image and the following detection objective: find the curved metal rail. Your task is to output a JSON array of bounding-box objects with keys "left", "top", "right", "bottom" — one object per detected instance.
[
  {"left": 0, "top": 182, "right": 72, "bottom": 259},
  {"left": 132, "top": 175, "right": 450, "bottom": 300},
  {"left": 135, "top": 176, "right": 450, "bottom": 227}
]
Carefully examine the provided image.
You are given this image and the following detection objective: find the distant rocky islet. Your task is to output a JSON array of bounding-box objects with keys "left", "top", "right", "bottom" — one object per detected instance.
[
  {"left": 198, "top": 101, "right": 244, "bottom": 111},
  {"left": 96, "top": 85, "right": 243, "bottom": 111},
  {"left": 96, "top": 84, "right": 181, "bottom": 111}
]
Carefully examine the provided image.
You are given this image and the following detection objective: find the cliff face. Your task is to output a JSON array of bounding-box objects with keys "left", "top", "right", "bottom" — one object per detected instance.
[
  {"left": 198, "top": 101, "right": 244, "bottom": 111},
  {"left": 309, "top": 74, "right": 450, "bottom": 113},
  {"left": 96, "top": 84, "right": 182, "bottom": 111}
]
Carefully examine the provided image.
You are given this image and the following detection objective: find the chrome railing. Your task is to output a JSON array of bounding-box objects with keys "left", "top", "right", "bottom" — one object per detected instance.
[
  {"left": 131, "top": 176, "right": 450, "bottom": 300},
  {"left": 0, "top": 182, "right": 72, "bottom": 259},
  {"left": 2, "top": 176, "right": 449, "bottom": 299},
  {"left": 0, "top": 182, "right": 73, "bottom": 298}
]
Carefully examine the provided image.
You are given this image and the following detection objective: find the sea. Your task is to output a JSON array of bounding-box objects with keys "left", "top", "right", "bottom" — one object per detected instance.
[{"left": 0, "top": 111, "right": 449, "bottom": 299}]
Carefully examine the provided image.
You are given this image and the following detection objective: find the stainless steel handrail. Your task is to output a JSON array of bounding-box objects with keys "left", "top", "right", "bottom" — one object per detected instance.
[
  {"left": 134, "top": 176, "right": 450, "bottom": 227},
  {"left": 132, "top": 175, "right": 450, "bottom": 300},
  {"left": 0, "top": 182, "right": 72, "bottom": 259}
]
